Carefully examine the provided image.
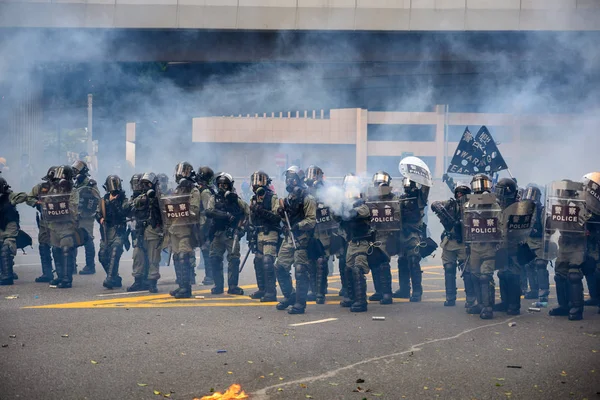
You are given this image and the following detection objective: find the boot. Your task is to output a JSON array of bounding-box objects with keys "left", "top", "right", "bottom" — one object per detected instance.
[
  {"left": 0, "top": 244, "right": 14, "bottom": 285},
  {"left": 584, "top": 272, "right": 598, "bottom": 306},
  {"left": 201, "top": 249, "right": 214, "bottom": 285},
  {"left": 536, "top": 260, "right": 550, "bottom": 302},
  {"left": 49, "top": 246, "right": 64, "bottom": 287},
  {"left": 261, "top": 255, "right": 277, "bottom": 302},
  {"left": 409, "top": 259, "right": 423, "bottom": 303},
  {"left": 288, "top": 264, "right": 309, "bottom": 314},
  {"left": 127, "top": 277, "right": 146, "bottom": 292},
  {"left": 520, "top": 271, "right": 528, "bottom": 296},
  {"left": 169, "top": 254, "right": 182, "bottom": 297},
  {"left": 368, "top": 264, "right": 382, "bottom": 302},
  {"left": 210, "top": 256, "right": 225, "bottom": 295},
  {"left": 36, "top": 243, "right": 54, "bottom": 282},
  {"left": 80, "top": 239, "right": 96, "bottom": 275},
  {"left": 392, "top": 258, "right": 411, "bottom": 298},
  {"left": 506, "top": 274, "right": 521, "bottom": 315},
  {"left": 479, "top": 274, "right": 495, "bottom": 320},
  {"left": 338, "top": 256, "right": 347, "bottom": 297},
  {"left": 443, "top": 263, "right": 457, "bottom": 307},
  {"left": 350, "top": 269, "right": 368, "bottom": 312},
  {"left": 463, "top": 271, "right": 476, "bottom": 308},
  {"left": 148, "top": 279, "right": 158, "bottom": 293},
  {"left": 249, "top": 257, "right": 265, "bottom": 299},
  {"left": 57, "top": 247, "right": 75, "bottom": 289},
  {"left": 567, "top": 272, "right": 584, "bottom": 321},
  {"left": 466, "top": 273, "right": 483, "bottom": 314},
  {"left": 275, "top": 265, "right": 295, "bottom": 310},
  {"left": 340, "top": 266, "right": 354, "bottom": 307},
  {"left": 306, "top": 261, "right": 317, "bottom": 302},
  {"left": 315, "top": 258, "right": 328, "bottom": 305},
  {"left": 103, "top": 246, "right": 123, "bottom": 289},
  {"left": 524, "top": 263, "right": 539, "bottom": 299},
  {"left": 227, "top": 258, "right": 244, "bottom": 295},
  {"left": 549, "top": 274, "right": 570, "bottom": 316},
  {"left": 379, "top": 263, "right": 393, "bottom": 305},
  {"left": 174, "top": 252, "right": 193, "bottom": 299},
  {"left": 493, "top": 272, "right": 509, "bottom": 312}
]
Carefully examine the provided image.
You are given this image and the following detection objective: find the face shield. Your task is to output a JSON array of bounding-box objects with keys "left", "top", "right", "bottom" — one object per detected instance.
[
  {"left": 175, "top": 162, "right": 194, "bottom": 182},
  {"left": 471, "top": 176, "right": 492, "bottom": 194},
  {"left": 251, "top": 172, "right": 268, "bottom": 190},
  {"left": 305, "top": 166, "right": 323, "bottom": 187},
  {"left": 105, "top": 176, "right": 122, "bottom": 193},
  {"left": 373, "top": 172, "right": 391, "bottom": 187}
]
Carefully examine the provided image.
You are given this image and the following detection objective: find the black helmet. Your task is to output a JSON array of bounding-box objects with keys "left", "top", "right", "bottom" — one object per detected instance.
[
  {"left": 471, "top": 174, "right": 492, "bottom": 194},
  {"left": 196, "top": 166, "right": 214, "bottom": 185},
  {"left": 250, "top": 170, "right": 270, "bottom": 192},
  {"left": 495, "top": 178, "right": 518, "bottom": 208},
  {"left": 130, "top": 173, "right": 144, "bottom": 193},
  {"left": 305, "top": 165, "right": 324, "bottom": 187},
  {"left": 284, "top": 166, "right": 305, "bottom": 193},
  {"left": 54, "top": 165, "right": 74, "bottom": 182},
  {"left": 71, "top": 160, "right": 89, "bottom": 177},
  {"left": 157, "top": 173, "right": 169, "bottom": 193},
  {"left": 0, "top": 176, "right": 10, "bottom": 195},
  {"left": 141, "top": 172, "right": 158, "bottom": 190},
  {"left": 104, "top": 175, "right": 123, "bottom": 193},
  {"left": 372, "top": 171, "right": 392, "bottom": 187},
  {"left": 43, "top": 166, "right": 58, "bottom": 181},
  {"left": 522, "top": 184, "right": 542, "bottom": 204},
  {"left": 454, "top": 184, "right": 471, "bottom": 200},
  {"left": 175, "top": 162, "right": 195, "bottom": 184},
  {"left": 215, "top": 172, "right": 234, "bottom": 194}
]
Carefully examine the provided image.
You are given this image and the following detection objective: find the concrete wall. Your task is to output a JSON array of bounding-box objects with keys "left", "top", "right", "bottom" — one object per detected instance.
[{"left": 1, "top": 0, "right": 599, "bottom": 30}]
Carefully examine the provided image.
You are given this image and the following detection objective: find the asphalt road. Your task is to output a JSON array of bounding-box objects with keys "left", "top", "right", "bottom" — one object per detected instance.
[{"left": 0, "top": 247, "right": 599, "bottom": 400}]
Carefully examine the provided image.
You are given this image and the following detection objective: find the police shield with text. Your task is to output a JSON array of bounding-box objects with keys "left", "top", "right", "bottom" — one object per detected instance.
[{"left": 582, "top": 172, "right": 600, "bottom": 312}]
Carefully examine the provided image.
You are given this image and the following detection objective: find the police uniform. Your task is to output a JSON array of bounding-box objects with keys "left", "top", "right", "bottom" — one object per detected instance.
[
  {"left": 74, "top": 176, "right": 101, "bottom": 274},
  {"left": 197, "top": 182, "right": 215, "bottom": 285},
  {"left": 0, "top": 190, "right": 28, "bottom": 285},
  {"left": 97, "top": 190, "right": 129, "bottom": 289},
  {"left": 27, "top": 180, "right": 55, "bottom": 282}
]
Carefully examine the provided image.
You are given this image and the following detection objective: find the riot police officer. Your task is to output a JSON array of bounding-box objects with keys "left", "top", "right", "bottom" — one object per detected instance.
[
  {"left": 72, "top": 160, "right": 101, "bottom": 275},
  {"left": 98, "top": 175, "right": 130, "bottom": 289},
  {"left": 339, "top": 174, "right": 372, "bottom": 312},
  {"left": 583, "top": 172, "right": 600, "bottom": 313},
  {"left": 431, "top": 184, "right": 472, "bottom": 307},
  {"left": 0, "top": 177, "right": 28, "bottom": 285},
  {"left": 196, "top": 166, "right": 216, "bottom": 286},
  {"left": 248, "top": 170, "right": 281, "bottom": 302},
  {"left": 206, "top": 172, "right": 248, "bottom": 295},
  {"left": 128, "top": 172, "right": 163, "bottom": 293},
  {"left": 274, "top": 166, "right": 317, "bottom": 314}
]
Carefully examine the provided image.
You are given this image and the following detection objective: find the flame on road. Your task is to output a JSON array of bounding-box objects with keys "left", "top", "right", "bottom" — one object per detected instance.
[{"left": 195, "top": 384, "right": 249, "bottom": 400}]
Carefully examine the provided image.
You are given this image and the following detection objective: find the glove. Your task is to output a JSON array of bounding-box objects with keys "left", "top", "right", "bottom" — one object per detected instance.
[
  {"left": 277, "top": 207, "right": 285, "bottom": 218},
  {"left": 227, "top": 213, "right": 236, "bottom": 223},
  {"left": 146, "top": 189, "right": 156, "bottom": 199}
]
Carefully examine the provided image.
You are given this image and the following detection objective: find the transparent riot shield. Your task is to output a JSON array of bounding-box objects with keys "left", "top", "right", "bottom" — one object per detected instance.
[
  {"left": 159, "top": 194, "right": 195, "bottom": 227},
  {"left": 398, "top": 156, "right": 433, "bottom": 187},
  {"left": 462, "top": 193, "right": 502, "bottom": 243},
  {"left": 543, "top": 180, "right": 587, "bottom": 260},
  {"left": 366, "top": 200, "right": 402, "bottom": 232},
  {"left": 582, "top": 172, "right": 600, "bottom": 215},
  {"left": 41, "top": 194, "right": 73, "bottom": 223},
  {"left": 315, "top": 203, "right": 339, "bottom": 232},
  {"left": 502, "top": 200, "right": 535, "bottom": 246}
]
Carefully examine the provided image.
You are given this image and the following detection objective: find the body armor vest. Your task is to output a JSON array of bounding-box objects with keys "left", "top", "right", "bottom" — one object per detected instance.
[
  {"left": 286, "top": 190, "right": 306, "bottom": 227},
  {"left": 400, "top": 191, "right": 423, "bottom": 224},
  {"left": 0, "top": 194, "right": 20, "bottom": 231},
  {"left": 103, "top": 192, "right": 127, "bottom": 227},
  {"left": 213, "top": 193, "right": 243, "bottom": 232},
  {"left": 251, "top": 191, "right": 278, "bottom": 231},
  {"left": 134, "top": 196, "right": 162, "bottom": 230},
  {"left": 342, "top": 200, "right": 372, "bottom": 241}
]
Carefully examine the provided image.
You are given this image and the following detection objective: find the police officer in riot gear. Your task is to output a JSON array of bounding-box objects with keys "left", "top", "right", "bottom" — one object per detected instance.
[
  {"left": 0, "top": 177, "right": 28, "bottom": 285},
  {"left": 72, "top": 160, "right": 100, "bottom": 275},
  {"left": 128, "top": 172, "right": 163, "bottom": 293},
  {"left": 130, "top": 173, "right": 144, "bottom": 199},
  {"left": 275, "top": 166, "right": 317, "bottom": 314},
  {"left": 248, "top": 170, "right": 281, "bottom": 302},
  {"left": 431, "top": 184, "right": 472, "bottom": 307},
  {"left": 26, "top": 167, "right": 57, "bottom": 282},
  {"left": 167, "top": 162, "right": 202, "bottom": 299},
  {"left": 522, "top": 184, "right": 550, "bottom": 302},
  {"left": 206, "top": 172, "right": 249, "bottom": 296},
  {"left": 339, "top": 174, "right": 372, "bottom": 312},
  {"left": 157, "top": 173, "right": 170, "bottom": 195},
  {"left": 98, "top": 175, "right": 130, "bottom": 289},
  {"left": 196, "top": 166, "right": 216, "bottom": 286},
  {"left": 582, "top": 172, "right": 600, "bottom": 312}
]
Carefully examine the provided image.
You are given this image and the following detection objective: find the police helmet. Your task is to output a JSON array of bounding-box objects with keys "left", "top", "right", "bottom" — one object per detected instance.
[
  {"left": 43, "top": 166, "right": 58, "bottom": 182},
  {"left": 54, "top": 165, "right": 74, "bottom": 182},
  {"left": 372, "top": 171, "right": 392, "bottom": 187},
  {"left": 470, "top": 174, "right": 492, "bottom": 194},
  {"left": 251, "top": 170, "right": 270, "bottom": 190},
  {"left": 104, "top": 175, "right": 123, "bottom": 193},
  {"left": 284, "top": 166, "right": 305, "bottom": 186},
  {"left": 71, "top": 160, "right": 89, "bottom": 178},
  {"left": 130, "top": 173, "right": 144, "bottom": 193},
  {"left": 215, "top": 172, "right": 234, "bottom": 193},
  {"left": 495, "top": 178, "right": 518, "bottom": 207},
  {"left": 454, "top": 184, "right": 471, "bottom": 200},
  {"left": 141, "top": 172, "right": 158, "bottom": 190},
  {"left": 175, "top": 162, "right": 195, "bottom": 183},
  {"left": 305, "top": 165, "right": 324, "bottom": 187},
  {"left": 0, "top": 177, "right": 10, "bottom": 195},
  {"left": 522, "top": 184, "right": 542, "bottom": 204},
  {"left": 196, "top": 166, "right": 214, "bottom": 185}
]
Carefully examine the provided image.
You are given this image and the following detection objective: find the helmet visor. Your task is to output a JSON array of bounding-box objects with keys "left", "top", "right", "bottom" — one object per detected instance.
[
  {"left": 251, "top": 173, "right": 268, "bottom": 188},
  {"left": 373, "top": 172, "right": 391, "bottom": 187}
]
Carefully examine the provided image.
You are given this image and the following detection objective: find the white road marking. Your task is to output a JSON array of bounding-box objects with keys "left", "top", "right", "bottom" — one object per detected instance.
[{"left": 289, "top": 318, "right": 338, "bottom": 327}]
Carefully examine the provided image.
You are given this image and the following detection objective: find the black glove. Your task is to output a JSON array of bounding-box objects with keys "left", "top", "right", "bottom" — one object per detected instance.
[
  {"left": 277, "top": 206, "right": 285, "bottom": 218},
  {"left": 146, "top": 189, "right": 156, "bottom": 199}
]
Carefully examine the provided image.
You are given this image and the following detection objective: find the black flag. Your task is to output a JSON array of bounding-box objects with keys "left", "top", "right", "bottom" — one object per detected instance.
[{"left": 446, "top": 126, "right": 508, "bottom": 175}]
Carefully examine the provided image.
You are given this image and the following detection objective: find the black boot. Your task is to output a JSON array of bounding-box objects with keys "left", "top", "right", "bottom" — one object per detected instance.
[
  {"left": 289, "top": 264, "right": 309, "bottom": 314},
  {"left": 368, "top": 264, "right": 383, "bottom": 302},
  {"left": 409, "top": 258, "right": 423, "bottom": 302},
  {"left": 103, "top": 246, "right": 123, "bottom": 289},
  {"left": 379, "top": 263, "right": 393, "bottom": 305},
  {"left": 443, "top": 263, "right": 457, "bottom": 306},
  {"left": 340, "top": 266, "right": 354, "bottom": 307},
  {"left": 210, "top": 256, "right": 225, "bottom": 294},
  {"left": 549, "top": 274, "right": 570, "bottom": 316},
  {"left": 201, "top": 249, "right": 214, "bottom": 285},
  {"left": 36, "top": 242, "right": 54, "bottom": 282},
  {"left": 276, "top": 265, "right": 296, "bottom": 310},
  {"left": 148, "top": 279, "right": 158, "bottom": 293},
  {"left": 520, "top": 271, "right": 528, "bottom": 296},
  {"left": 536, "top": 259, "right": 550, "bottom": 302},
  {"left": 338, "top": 255, "right": 348, "bottom": 297},
  {"left": 315, "top": 257, "right": 328, "bottom": 305},
  {"left": 567, "top": 271, "right": 584, "bottom": 321},
  {"left": 463, "top": 271, "right": 476, "bottom": 308},
  {"left": 0, "top": 244, "right": 14, "bottom": 286},
  {"left": 506, "top": 274, "right": 521, "bottom": 315},
  {"left": 170, "top": 254, "right": 182, "bottom": 297},
  {"left": 227, "top": 258, "right": 244, "bottom": 295},
  {"left": 49, "top": 246, "right": 64, "bottom": 287},
  {"left": 393, "top": 258, "right": 411, "bottom": 298},
  {"left": 249, "top": 257, "right": 265, "bottom": 299},
  {"left": 261, "top": 255, "right": 277, "bottom": 302},
  {"left": 80, "top": 239, "right": 96, "bottom": 275},
  {"left": 350, "top": 269, "right": 368, "bottom": 312},
  {"left": 306, "top": 262, "right": 317, "bottom": 302},
  {"left": 493, "top": 272, "right": 509, "bottom": 312},
  {"left": 57, "top": 247, "right": 75, "bottom": 289},
  {"left": 127, "top": 277, "right": 146, "bottom": 292},
  {"left": 524, "top": 262, "right": 539, "bottom": 299},
  {"left": 467, "top": 273, "right": 483, "bottom": 314},
  {"left": 174, "top": 252, "right": 193, "bottom": 299},
  {"left": 480, "top": 274, "right": 495, "bottom": 320}
]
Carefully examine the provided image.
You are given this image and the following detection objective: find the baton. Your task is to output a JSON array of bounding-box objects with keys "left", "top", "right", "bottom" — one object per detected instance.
[
  {"left": 279, "top": 199, "right": 297, "bottom": 249},
  {"left": 239, "top": 247, "right": 251, "bottom": 273}
]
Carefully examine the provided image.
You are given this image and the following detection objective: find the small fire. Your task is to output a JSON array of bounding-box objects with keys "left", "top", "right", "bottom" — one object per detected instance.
[{"left": 195, "top": 384, "right": 249, "bottom": 400}]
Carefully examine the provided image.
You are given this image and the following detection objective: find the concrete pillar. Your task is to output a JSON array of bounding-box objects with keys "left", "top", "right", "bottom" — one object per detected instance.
[
  {"left": 434, "top": 105, "right": 446, "bottom": 179},
  {"left": 312, "top": 110, "right": 316, "bottom": 119},
  {"left": 356, "top": 109, "right": 368, "bottom": 175},
  {"left": 126, "top": 122, "right": 136, "bottom": 169}
]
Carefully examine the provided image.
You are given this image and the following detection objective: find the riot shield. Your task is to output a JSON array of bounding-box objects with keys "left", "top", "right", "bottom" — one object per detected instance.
[
  {"left": 315, "top": 203, "right": 339, "bottom": 232},
  {"left": 502, "top": 200, "right": 535, "bottom": 245},
  {"left": 78, "top": 186, "right": 100, "bottom": 218},
  {"left": 462, "top": 192, "right": 502, "bottom": 243},
  {"left": 159, "top": 194, "right": 195, "bottom": 227},
  {"left": 583, "top": 172, "right": 600, "bottom": 215},
  {"left": 398, "top": 156, "right": 433, "bottom": 187},
  {"left": 41, "top": 194, "right": 73, "bottom": 223},
  {"left": 366, "top": 200, "right": 402, "bottom": 232}
]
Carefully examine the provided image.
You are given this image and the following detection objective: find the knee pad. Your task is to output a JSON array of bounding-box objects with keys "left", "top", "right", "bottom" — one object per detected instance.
[
  {"left": 554, "top": 274, "right": 567, "bottom": 284},
  {"left": 443, "top": 263, "right": 456, "bottom": 274},
  {"left": 479, "top": 274, "right": 493, "bottom": 285},
  {"left": 263, "top": 255, "right": 274, "bottom": 266},
  {"left": 295, "top": 264, "right": 307, "bottom": 275},
  {"left": 568, "top": 270, "right": 583, "bottom": 283}
]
